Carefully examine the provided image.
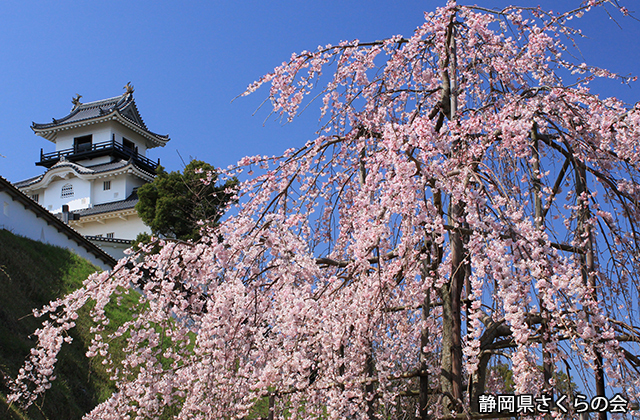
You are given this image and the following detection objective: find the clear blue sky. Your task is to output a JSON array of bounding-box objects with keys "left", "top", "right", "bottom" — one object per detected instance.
[{"left": 1, "top": 1, "right": 639, "bottom": 183}]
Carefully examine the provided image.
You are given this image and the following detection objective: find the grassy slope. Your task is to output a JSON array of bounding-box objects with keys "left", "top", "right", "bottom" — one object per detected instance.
[
  {"left": 0, "top": 229, "right": 134, "bottom": 420},
  {"left": 0, "top": 229, "right": 272, "bottom": 419}
]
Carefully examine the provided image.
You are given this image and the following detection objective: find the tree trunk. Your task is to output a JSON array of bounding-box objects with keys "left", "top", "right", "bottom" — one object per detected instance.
[
  {"left": 439, "top": 22, "right": 465, "bottom": 416},
  {"left": 365, "top": 347, "right": 375, "bottom": 419},
  {"left": 575, "top": 164, "right": 606, "bottom": 420},
  {"left": 267, "top": 394, "right": 275, "bottom": 420},
  {"left": 532, "top": 126, "right": 554, "bottom": 418},
  {"left": 470, "top": 353, "right": 491, "bottom": 412},
  {"left": 420, "top": 272, "right": 432, "bottom": 419},
  {"left": 441, "top": 200, "right": 465, "bottom": 415}
]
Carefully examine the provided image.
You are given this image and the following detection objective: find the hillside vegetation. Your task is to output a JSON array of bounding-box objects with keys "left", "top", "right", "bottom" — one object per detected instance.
[{"left": 0, "top": 229, "right": 134, "bottom": 419}]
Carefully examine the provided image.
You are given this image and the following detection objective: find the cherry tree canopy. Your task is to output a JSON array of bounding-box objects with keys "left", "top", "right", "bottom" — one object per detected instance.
[{"left": 9, "top": 1, "right": 640, "bottom": 419}]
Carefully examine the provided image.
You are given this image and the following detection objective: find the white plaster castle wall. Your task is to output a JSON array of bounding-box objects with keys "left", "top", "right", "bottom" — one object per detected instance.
[
  {"left": 25, "top": 187, "right": 44, "bottom": 205},
  {"left": 76, "top": 155, "right": 112, "bottom": 167},
  {"left": 53, "top": 122, "right": 154, "bottom": 165},
  {"left": 54, "top": 134, "right": 75, "bottom": 151},
  {"left": 124, "top": 176, "right": 146, "bottom": 198},
  {"left": 92, "top": 174, "right": 127, "bottom": 206},
  {"left": 88, "top": 240, "right": 131, "bottom": 261},
  {"left": 55, "top": 125, "right": 113, "bottom": 151},
  {"left": 43, "top": 177, "right": 92, "bottom": 213},
  {"left": 40, "top": 187, "right": 50, "bottom": 208},
  {"left": 110, "top": 122, "right": 150, "bottom": 156},
  {"left": 0, "top": 189, "right": 112, "bottom": 271},
  {"left": 74, "top": 214, "right": 150, "bottom": 240}
]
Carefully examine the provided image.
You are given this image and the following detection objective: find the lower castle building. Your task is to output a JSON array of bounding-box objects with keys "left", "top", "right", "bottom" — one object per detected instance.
[{"left": 14, "top": 86, "right": 169, "bottom": 259}]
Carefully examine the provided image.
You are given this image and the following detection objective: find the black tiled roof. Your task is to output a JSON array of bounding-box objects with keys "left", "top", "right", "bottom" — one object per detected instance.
[
  {"left": 32, "top": 92, "right": 169, "bottom": 145},
  {"left": 12, "top": 174, "right": 42, "bottom": 189},
  {"left": 41, "top": 96, "right": 130, "bottom": 127},
  {"left": 74, "top": 190, "right": 139, "bottom": 217}
]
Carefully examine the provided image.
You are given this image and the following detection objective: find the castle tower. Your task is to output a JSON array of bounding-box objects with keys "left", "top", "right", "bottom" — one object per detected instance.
[{"left": 14, "top": 85, "right": 169, "bottom": 258}]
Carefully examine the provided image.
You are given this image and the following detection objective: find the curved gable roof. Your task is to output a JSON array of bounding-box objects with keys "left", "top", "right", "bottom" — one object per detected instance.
[
  {"left": 32, "top": 92, "right": 170, "bottom": 147},
  {"left": 14, "top": 159, "right": 155, "bottom": 190}
]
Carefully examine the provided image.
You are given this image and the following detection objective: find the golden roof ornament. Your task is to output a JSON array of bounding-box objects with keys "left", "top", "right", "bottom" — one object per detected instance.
[
  {"left": 71, "top": 93, "right": 83, "bottom": 110},
  {"left": 124, "top": 82, "right": 134, "bottom": 95}
]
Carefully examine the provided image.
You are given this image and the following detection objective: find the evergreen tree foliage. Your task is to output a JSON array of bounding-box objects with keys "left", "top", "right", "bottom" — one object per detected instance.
[{"left": 135, "top": 160, "right": 237, "bottom": 241}]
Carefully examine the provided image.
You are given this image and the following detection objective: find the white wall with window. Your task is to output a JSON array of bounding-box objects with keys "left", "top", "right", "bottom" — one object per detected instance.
[
  {"left": 52, "top": 123, "right": 152, "bottom": 167},
  {"left": 25, "top": 187, "right": 46, "bottom": 206},
  {"left": 54, "top": 125, "right": 112, "bottom": 152},
  {"left": 92, "top": 174, "right": 126, "bottom": 206},
  {"left": 74, "top": 214, "right": 149, "bottom": 240},
  {"left": 44, "top": 177, "right": 91, "bottom": 212}
]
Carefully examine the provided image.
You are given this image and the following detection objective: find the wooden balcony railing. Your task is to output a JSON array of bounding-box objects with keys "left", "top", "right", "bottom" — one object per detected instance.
[{"left": 38, "top": 140, "right": 159, "bottom": 173}]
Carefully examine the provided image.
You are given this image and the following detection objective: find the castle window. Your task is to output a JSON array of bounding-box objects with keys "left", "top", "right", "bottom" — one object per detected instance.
[
  {"left": 106, "top": 232, "right": 114, "bottom": 238},
  {"left": 61, "top": 183, "right": 74, "bottom": 198},
  {"left": 103, "top": 180, "right": 111, "bottom": 190},
  {"left": 123, "top": 138, "right": 134, "bottom": 150},
  {"left": 30, "top": 194, "right": 39, "bottom": 203},
  {"left": 74, "top": 135, "right": 92, "bottom": 152},
  {"left": 123, "top": 138, "right": 137, "bottom": 156}
]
